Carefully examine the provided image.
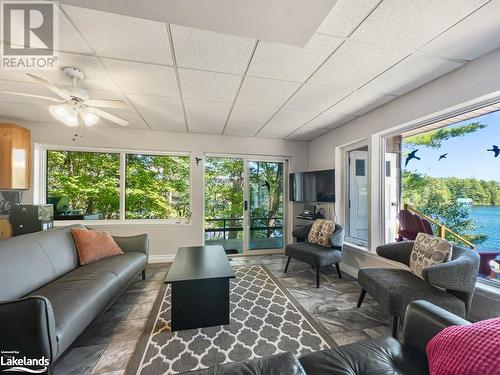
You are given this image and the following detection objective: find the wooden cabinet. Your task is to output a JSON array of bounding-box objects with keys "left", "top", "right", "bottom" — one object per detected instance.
[{"left": 0, "top": 124, "right": 31, "bottom": 190}]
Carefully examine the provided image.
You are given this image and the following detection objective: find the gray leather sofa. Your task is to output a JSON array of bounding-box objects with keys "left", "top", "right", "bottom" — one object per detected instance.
[
  {"left": 0, "top": 224, "right": 148, "bottom": 367},
  {"left": 191, "top": 300, "right": 470, "bottom": 375}
]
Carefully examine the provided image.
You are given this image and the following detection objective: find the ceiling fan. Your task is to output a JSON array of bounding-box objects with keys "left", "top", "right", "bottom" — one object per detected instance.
[{"left": 0, "top": 67, "right": 130, "bottom": 127}]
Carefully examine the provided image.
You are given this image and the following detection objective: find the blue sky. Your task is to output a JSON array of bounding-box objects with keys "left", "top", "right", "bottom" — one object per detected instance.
[{"left": 402, "top": 110, "right": 500, "bottom": 182}]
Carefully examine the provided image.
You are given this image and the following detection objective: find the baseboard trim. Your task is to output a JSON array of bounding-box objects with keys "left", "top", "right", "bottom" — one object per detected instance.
[
  {"left": 148, "top": 254, "right": 175, "bottom": 264},
  {"left": 339, "top": 262, "right": 358, "bottom": 278}
]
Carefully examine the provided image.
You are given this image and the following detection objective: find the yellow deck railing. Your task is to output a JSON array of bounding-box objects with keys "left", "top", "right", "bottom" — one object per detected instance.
[{"left": 404, "top": 204, "right": 476, "bottom": 249}]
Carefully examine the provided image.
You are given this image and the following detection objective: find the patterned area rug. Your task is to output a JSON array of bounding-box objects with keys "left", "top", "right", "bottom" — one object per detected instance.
[{"left": 126, "top": 265, "right": 334, "bottom": 375}]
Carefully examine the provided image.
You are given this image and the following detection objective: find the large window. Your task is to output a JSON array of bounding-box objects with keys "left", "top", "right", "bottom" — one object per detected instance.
[
  {"left": 46, "top": 149, "right": 190, "bottom": 222},
  {"left": 383, "top": 104, "right": 500, "bottom": 286},
  {"left": 346, "top": 146, "right": 369, "bottom": 245}
]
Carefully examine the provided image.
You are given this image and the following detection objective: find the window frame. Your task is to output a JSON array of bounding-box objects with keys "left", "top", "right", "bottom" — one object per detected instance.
[{"left": 37, "top": 144, "right": 193, "bottom": 226}]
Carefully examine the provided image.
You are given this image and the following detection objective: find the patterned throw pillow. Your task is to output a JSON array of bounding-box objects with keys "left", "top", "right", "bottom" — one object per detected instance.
[
  {"left": 71, "top": 228, "right": 124, "bottom": 265},
  {"left": 409, "top": 233, "right": 452, "bottom": 279},
  {"left": 308, "top": 219, "right": 336, "bottom": 247}
]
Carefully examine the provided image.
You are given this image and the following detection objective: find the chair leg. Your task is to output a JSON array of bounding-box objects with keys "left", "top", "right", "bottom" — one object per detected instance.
[
  {"left": 335, "top": 263, "right": 342, "bottom": 279},
  {"left": 284, "top": 257, "right": 291, "bottom": 273},
  {"left": 357, "top": 289, "right": 366, "bottom": 308},
  {"left": 141, "top": 269, "right": 146, "bottom": 281},
  {"left": 316, "top": 266, "right": 320, "bottom": 288},
  {"left": 392, "top": 315, "right": 400, "bottom": 338}
]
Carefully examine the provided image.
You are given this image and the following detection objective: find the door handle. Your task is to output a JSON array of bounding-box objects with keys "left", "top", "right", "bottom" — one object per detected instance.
[{"left": 244, "top": 200, "right": 248, "bottom": 211}]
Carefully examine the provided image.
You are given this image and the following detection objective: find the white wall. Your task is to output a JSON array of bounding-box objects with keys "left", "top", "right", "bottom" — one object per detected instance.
[
  {"left": 307, "top": 47, "right": 500, "bottom": 320},
  {"left": 11, "top": 122, "right": 309, "bottom": 262}
]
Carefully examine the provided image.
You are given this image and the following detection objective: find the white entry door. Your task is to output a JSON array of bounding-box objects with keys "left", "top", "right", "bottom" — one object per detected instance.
[
  {"left": 348, "top": 150, "right": 368, "bottom": 241},
  {"left": 385, "top": 153, "right": 399, "bottom": 243}
]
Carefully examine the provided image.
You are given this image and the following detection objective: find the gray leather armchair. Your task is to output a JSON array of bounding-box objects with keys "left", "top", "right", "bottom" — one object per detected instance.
[
  {"left": 357, "top": 241, "right": 479, "bottom": 337},
  {"left": 284, "top": 223, "right": 344, "bottom": 288}
]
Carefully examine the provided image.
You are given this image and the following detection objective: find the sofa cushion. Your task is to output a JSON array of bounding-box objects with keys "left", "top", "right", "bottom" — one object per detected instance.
[
  {"left": 28, "top": 252, "right": 147, "bottom": 353},
  {"left": 308, "top": 219, "right": 336, "bottom": 247},
  {"left": 0, "top": 224, "right": 83, "bottom": 301},
  {"left": 410, "top": 233, "right": 451, "bottom": 279},
  {"left": 300, "top": 336, "right": 428, "bottom": 375},
  {"left": 286, "top": 242, "right": 342, "bottom": 266},
  {"left": 188, "top": 352, "right": 306, "bottom": 375},
  {"left": 71, "top": 228, "right": 124, "bottom": 265},
  {"left": 358, "top": 268, "right": 466, "bottom": 319}
]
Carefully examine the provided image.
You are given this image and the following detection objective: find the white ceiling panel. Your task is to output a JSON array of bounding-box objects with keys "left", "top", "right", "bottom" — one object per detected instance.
[
  {"left": 285, "top": 84, "right": 351, "bottom": 112},
  {"left": 305, "top": 109, "right": 357, "bottom": 130},
  {"left": 317, "top": 0, "right": 381, "bottom": 38},
  {"left": 362, "top": 54, "right": 463, "bottom": 96},
  {"left": 265, "top": 108, "right": 316, "bottom": 128},
  {"left": 0, "top": 65, "right": 36, "bottom": 84},
  {"left": 0, "top": 81, "right": 58, "bottom": 104},
  {"left": 419, "top": 1, "right": 500, "bottom": 61},
  {"left": 187, "top": 117, "right": 225, "bottom": 135},
  {"left": 236, "top": 77, "right": 300, "bottom": 108},
  {"left": 63, "top": 5, "right": 173, "bottom": 65},
  {"left": 102, "top": 58, "right": 178, "bottom": 97},
  {"left": 247, "top": 34, "right": 342, "bottom": 82},
  {"left": 287, "top": 126, "right": 332, "bottom": 141},
  {"left": 184, "top": 99, "right": 232, "bottom": 121},
  {"left": 257, "top": 124, "right": 301, "bottom": 139},
  {"left": 171, "top": 24, "right": 255, "bottom": 74},
  {"left": 58, "top": 12, "right": 94, "bottom": 54},
  {"left": 349, "top": 0, "right": 488, "bottom": 51},
  {"left": 224, "top": 122, "right": 263, "bottom": 137},
  {"left": 310, "top": 40, "right": 407, "bottom": 88},
  {"left": 42, "top": 53, "right": 118, "bottom": 91},
  {"left": 0, "top": 102, "right": 55, "bottom": 122},
  {"left": 329, "top": 91, "right": 395, "bottom": 116},
  {"left": 179, "top": 69, "right": 241, "bottom": 102},
  {"left": 127, "top": 94, "right": 185, "bottom": 132},
  {"left": 224, "top": 104, "right": 277, "bottom": 136}
]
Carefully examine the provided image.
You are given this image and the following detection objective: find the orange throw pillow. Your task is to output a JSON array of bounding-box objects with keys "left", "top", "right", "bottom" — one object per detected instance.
[{"left": 71, "top": 228, "right": 123, "bottom": 265}]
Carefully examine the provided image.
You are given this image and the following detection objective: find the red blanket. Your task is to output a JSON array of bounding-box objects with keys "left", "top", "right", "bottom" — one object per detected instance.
[{"left": 426, "top": 317, "right": 500, "bottom": 375}]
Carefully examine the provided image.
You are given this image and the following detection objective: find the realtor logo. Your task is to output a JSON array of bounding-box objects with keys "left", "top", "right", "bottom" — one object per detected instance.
[{"left": 1, "top": 0, "right": 58, "bottom": 69}]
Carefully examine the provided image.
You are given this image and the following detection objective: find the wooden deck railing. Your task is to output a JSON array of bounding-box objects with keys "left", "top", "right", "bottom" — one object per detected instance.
[{"left": 404, "top": 204, "right": 476, "bottom": 249}]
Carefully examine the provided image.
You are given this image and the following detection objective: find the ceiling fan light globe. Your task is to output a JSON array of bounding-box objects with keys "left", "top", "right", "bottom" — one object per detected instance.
[
  {"left": 49, "top": 104, "right": 79, "bottom": 127},
  {"left": 83, "top": 112, "right": 99, "bottom": 126}
]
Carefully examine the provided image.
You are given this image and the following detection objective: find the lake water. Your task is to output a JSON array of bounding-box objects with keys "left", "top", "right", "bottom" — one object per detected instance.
[{"left": 468, "top": 206, "right": 500, "bottom": 249}]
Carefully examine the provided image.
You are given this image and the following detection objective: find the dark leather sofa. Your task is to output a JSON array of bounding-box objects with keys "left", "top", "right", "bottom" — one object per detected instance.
[
  {"left": 191, "top": 300, "right": 470, "bottom": 375},
  {"left": 0, "top": 224, "right": 148, "bottom": 367}
]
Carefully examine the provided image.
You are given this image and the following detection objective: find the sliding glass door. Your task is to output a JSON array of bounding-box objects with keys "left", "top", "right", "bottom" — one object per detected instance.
[{"left": 204, "top": 156, "right": 285, "bottom": 254}]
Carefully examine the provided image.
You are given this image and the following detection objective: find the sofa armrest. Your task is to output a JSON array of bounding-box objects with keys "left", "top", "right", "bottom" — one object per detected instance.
[
  {"left": 292, "top": 224, "right": 312, "bottom": 242},
  {"left": 0, "top": 296, "right": 57, "bottom": 363},
  {"left": 401, "top": 300, "right": 470, "bottom": 357},
  {"left": 376, "top": 241, "right": 414, "bottom": 266},
  {"left": 112, "top": 233, "right": 149, "bottom": 257}
]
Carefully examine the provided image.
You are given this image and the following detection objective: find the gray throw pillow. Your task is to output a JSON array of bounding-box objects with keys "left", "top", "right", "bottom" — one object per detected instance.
[{"left": 410, "top": 233, "right": 452, "bottom": 279}]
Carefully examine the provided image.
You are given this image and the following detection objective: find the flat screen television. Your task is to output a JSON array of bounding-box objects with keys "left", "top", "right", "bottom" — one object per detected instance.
[{"left": 289, "top": 169, "right": 335, "bottom": 202}]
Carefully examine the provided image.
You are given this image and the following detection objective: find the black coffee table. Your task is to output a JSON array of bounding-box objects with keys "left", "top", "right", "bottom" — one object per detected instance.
[{"left": 165, "top": 245, "right": 235, "bottom": 331}]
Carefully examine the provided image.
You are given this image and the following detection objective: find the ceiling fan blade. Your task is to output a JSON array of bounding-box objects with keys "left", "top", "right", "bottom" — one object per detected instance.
[
  {"left": 0, "top": 90, "right": 66, "bottom": 103},
  {"left": 85, "top": 99, "right": 129, "bottom": 109},
  {"left": 87, "top": 107, "right": 129, "bottom": 126},
  {"left": 26, "top": 73, "right": 71, "bottom": 100}
]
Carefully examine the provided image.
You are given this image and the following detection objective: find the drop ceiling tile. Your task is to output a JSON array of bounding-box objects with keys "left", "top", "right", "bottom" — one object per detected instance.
[
  {"left": 419, "top": 1, "right": 500, "bottom": 61},
  {"left": 179, "top": 69, "right": 241, "bottom": 103},
  {"left": 287, "top": 126, "right": 332, "bottom": 141},
  {"left": 102, "top": 58, "right": 178, "bottom": 97},
  {"left": 306, "top": 109, "right": 357, "bottom": 130},
  {"left": 187, "top": 117, "right": 225, "bottom": 135},
  {"left": 318, "top": 0, "right": 381, "bottom": 38},
  {"left": 257, "top": 125, "right": 299, "bottom": 139},
  {"left": 0, "top": 66, "right": 35, "bottom": 84},
  {"left": 42, "top": 53, "right": 119, "bottom": 91},
  {"left": 362, "top": 54, "right": 463, "bottom": 96},
  {"left": 183, "top": 99, "right": 232, "bottom": 121},
  {"left": 62, "top": 5, "right": 173, "bottom": 64},
  {"left": 266, "top": 108, "right": 316, "bottom": 128},
  {"left": 0, "top": 102, "right": 54, "bottom": 122},
  {"left": 171, "top": 24, "right": 255, "bottom": 74},
  {"left": 127, "top": 94, "right": 185, "bottom": 132},
  {"left": 310, "top": 40, "right": 407, "bottom": 88},
  {"left": 224, "top": 104, "right": 277, "bottom": 136},
  {"left": 247, "top": 34, "right": 343, "bottom": 82},
  {"left": 285, "top": 84, "right": 351, "bottom": 112},
  {"left": 236, "top": 77, "right": 300, "bottom": 108},
  {"left": 0, "top": 81, "right": 57, "bottom": 103},
  {"left": 349, "top": 0, "right": 488, "bottom": 51},
  {"left": 224, "top": 121, "right": 263, "bottom": 137},
  {"left": 329, "top": 91, "right": 395, "bottom": 116},
  {"left": 58, "top": 12, "right": 93, "bottom": 54},
  {"left": 96, "top": 108, "right": 149, "bottom": 129}
]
